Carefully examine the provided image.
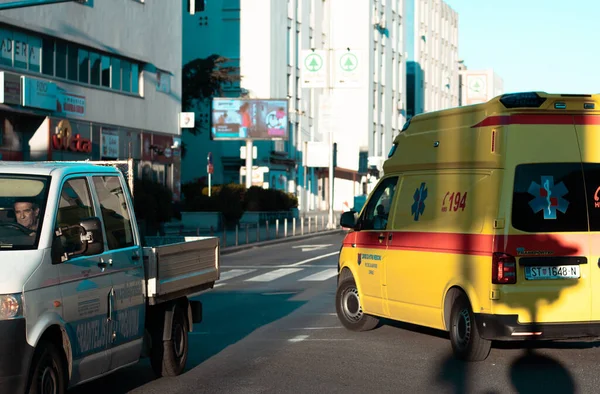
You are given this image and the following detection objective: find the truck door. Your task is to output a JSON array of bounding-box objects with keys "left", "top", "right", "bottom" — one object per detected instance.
[
  {"left": 54, "top": 176, "right": 112, "bottom": 384},
  {"left": 91, "top": 175, "right": 145, "bottom": 371}
]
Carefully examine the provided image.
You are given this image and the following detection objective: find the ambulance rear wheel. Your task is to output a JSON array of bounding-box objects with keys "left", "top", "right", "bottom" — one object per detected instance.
[
  {"left": 449, "top": 293, "right": 491, "bottom": 361},
  {"left": 336, "top": 276, "right": 379, "bottom": 331}
]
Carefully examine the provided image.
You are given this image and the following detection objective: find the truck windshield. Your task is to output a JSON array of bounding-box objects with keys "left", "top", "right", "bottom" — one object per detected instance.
[{"left": 0, "top": 175, "right": 50, "bottom": 250}]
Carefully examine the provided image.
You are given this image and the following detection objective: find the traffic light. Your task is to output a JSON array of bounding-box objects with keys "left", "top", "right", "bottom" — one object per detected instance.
[{"left": 187, "top": 0, "right": 205, "bottom": 15}]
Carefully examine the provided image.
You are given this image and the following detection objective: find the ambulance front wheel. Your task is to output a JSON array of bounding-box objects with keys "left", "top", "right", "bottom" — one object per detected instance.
[
  {"left": 336, "top": 276, "right": 379, "bottom": 332},
  {"left": 449, "top": 293, "right": 491, "bottom": 361}
]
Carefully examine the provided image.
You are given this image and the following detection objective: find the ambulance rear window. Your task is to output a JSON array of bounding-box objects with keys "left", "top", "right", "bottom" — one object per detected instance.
[
  {"left": 512, "top": 163, "right": 588, "bottom": 233},
  {"left": 583, "top": 163, "right": 600, "bottom": 231}
]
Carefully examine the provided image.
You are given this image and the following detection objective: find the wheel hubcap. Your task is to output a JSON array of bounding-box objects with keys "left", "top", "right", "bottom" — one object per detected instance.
[
  {"left": 342, "top": 287, "right": 363, "bottom": 322},
  {"left": 173, "top": 321, "right": 185, "bottom": 359},
  {"left": 455, "top": 308, "right": 471, "bottom": 348},
  {"left": 40, "top": 365, "right": 57, "bottom": 394}
]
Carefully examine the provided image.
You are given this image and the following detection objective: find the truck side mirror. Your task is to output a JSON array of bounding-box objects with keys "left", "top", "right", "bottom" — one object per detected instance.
[
  {"left": 52, "top": 217, "right": 104, "bottom": 264},
  {"left": 340, "top": 211, "right": 358, "bottom": 229}
]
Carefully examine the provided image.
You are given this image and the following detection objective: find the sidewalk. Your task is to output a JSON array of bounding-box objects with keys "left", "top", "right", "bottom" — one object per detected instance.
[{"left": 161, "top": 212, "right": 343, "bottom": 248}]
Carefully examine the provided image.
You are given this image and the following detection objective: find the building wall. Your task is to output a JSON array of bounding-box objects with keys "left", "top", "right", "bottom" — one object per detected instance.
[{"left": 0, "top": 0, "right": 182, "bottom": 134}]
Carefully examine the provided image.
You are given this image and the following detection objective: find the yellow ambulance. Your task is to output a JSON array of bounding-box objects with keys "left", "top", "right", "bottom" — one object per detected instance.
[{"left": 336, "top": 92, "right": 600, "bottom": 361}]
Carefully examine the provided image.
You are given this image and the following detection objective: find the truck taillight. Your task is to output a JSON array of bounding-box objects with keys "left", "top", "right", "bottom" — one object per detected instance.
[{"left": 492, "top": 252, "right": 516, "bottom": 284}]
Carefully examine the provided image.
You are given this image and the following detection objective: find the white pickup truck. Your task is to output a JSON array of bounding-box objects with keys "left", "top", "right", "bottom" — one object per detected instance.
[{"left": 0, "top": 162, "right": 220, "bottom": 393}]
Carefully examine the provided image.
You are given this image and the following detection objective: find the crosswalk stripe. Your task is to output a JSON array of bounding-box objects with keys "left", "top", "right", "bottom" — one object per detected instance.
[
  {"left": 219, "top": 269, "right": 257, "bottom": 281},
  {"left": 298, "top": 268, "right": 338, "bottom": 281},
  {"left": 245, "top": 268, "right": 303, "bottom": 282}
]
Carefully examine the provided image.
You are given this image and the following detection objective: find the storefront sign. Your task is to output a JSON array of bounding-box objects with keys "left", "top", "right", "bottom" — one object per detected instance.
[
  {"left": 0, "top": 71, "right": 21, "bottom": 105},
  {"left": 52, "top": 119, "right": 91, "bottom": 153},
  {"left": 22, "top": 76, "right": 57, "bottom": 111},
  {"left": 101, "top": 129, "right": 119, "bottom": 158},
  {"left": 56, "top": 91, "right": 86, "bottom": 116}
]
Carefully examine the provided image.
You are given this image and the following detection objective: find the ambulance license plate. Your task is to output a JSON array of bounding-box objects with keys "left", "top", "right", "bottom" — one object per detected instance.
[{"left": 525, "top": 265, "right": 580, "bottom": 280}]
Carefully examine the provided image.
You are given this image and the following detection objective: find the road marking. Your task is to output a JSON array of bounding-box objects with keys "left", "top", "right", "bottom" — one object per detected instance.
[
  {"left": 288, "top": 326, "right": 344, "bottom": 330},
  {"left": 288, "top": 251, "right": 340, "bottom": 267},
  {"left": 245, "top": 268, "right": 303, "bottom": 282},
  {"left": 288, "top": 335, "right": 309, "bottom": 343},
  {"left": 221, "top": 264, "right": 337, "bottom": 269},
  {"left": 219, "top": 269, "right": 257, "bottom": 281},
  {"left": 292, "top": 244, "right": 333, "bottom": 252},
  {"left": 299, "top": 268, "right": 338, "bottom": 281}
]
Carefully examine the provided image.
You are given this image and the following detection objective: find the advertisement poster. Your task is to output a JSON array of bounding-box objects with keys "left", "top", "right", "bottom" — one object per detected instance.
[{"left": 211, "top": 98, "right": 288, "bottom": 140}]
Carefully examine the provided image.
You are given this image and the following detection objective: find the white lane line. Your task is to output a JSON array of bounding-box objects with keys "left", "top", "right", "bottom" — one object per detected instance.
[
  {"left": 288, "top": 335, "right": 309, "bottom": 343},
  {"left": 219, "top": 269, "right": 257, "bottom": 281},
  {"left": 287, "top": 326, "right": 344, "bottom": 330},
  {"left": 288, "top": 251, "right": 341, "bottom": 267},
  {"left": 299, "top": 268, "right": 338, "bottom": 281},
  {"left": 245, "top": 268, "right": 303, "bottom": 282}
]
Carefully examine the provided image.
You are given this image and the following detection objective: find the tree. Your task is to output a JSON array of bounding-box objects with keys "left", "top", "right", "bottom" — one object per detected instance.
[{"left": 182, "top": 54, "right": 242, "bottom": 136}]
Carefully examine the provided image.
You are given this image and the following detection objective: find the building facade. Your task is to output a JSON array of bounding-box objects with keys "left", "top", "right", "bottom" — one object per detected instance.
[
  {"left": 0, "top": 0, "right": 182, "bottom": 198},
  {"left": 458, "top": 61, "right": 504, "bottom": 106},
  {"left": 405, "top": 0, "right": 458, "bottom": 118}
]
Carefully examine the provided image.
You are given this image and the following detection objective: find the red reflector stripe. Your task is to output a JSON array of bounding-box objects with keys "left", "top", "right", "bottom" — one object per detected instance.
[{"left": 471, "top": 113, "right": 600, "bottom": 128}]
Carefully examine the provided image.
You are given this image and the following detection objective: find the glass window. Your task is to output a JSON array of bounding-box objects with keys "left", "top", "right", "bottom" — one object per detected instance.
[
  {"left": 359, "top": 176, "right": 398, "bottom": 231},
  {"left": 111, "top": 57, "right": 121, "bottom": 89},
  {"left": 78, "top": 49, "right": 89, "bottom": 83},
  {"left": 0, "top": 175, "right": 50, "bottom": 250},
  {"left": 101, "top": 55, "right": 110, "bottom": 87},
  {"left": 67, "top": 44, "right": 78, "bottom": 81},
  {"left": 512, "top": 163, "right": 587, "bottom": 233},
  {"left": 93, "top": 176, "right": 134, "bottom": 250},
  {"left": 56, "top": 178, "right": 94, "bottom": 228},
  {"left": 42, "top": 38, "right": 54, "bottom": 76},
  {"left": 28, "top": 36, "right": 41, "bottom": 72},
  {"left": 121, "top": 60, "right": 131, "bottom": 92},
  {"left": 90, "top": 52, "right": 100, "bottom": 86},
  {"left": 583, "top": 164, "right": 600, "bottom": 232},
  {"left": 131, "top": 63, "right": 139, "bottom": 94}
]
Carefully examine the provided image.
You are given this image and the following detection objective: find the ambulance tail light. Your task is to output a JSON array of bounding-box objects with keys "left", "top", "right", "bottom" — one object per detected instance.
[
  {"left": 492, "top": 252, "right": 517, "bottom": 284},
  {"left": 499, "top": 92, "right": 546, "bottom": 109}
]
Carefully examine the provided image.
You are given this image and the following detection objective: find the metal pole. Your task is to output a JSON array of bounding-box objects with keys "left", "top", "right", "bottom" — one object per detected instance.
[
  {"left": 292, "top": 217, "right": 296, "bottom": 236},
  {"left": 256, "top": 222, "right": 259, "bottom": 242},
  {"left": 222, "top": 228, "right": 227, "bottom": 247},
  {"left": 208, "top": 173, "right": 212, "bottom": 197},
  {"left": 301, "top": 217, "right": 304, "bottom": 235},
  {"left": 235, "top": 224, "right": 239, "bottom": 246},
  {"left": 284, "top": 218, "right": 288, "bottom": 237},
  {"left": 275, "top": 219, "right": 279, "bottom": 239},
  {"left": 266, "top": 220, "right": 269, "bottom": 240},
  {"left": 245, "top": 139, "right": 253, "bottom": 189},
  {"left": 246, "top": 224, "right": 249, "bottom": 244},
  {"left": 308, "top": 216, "right": 311, "bottom": 233}
]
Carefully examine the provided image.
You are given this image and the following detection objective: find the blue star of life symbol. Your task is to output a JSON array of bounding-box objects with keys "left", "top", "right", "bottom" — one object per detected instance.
[
  {"left": 411, "top": 182, "right": 427, "bottom": 221},
  {"left": 527, "top": 175, "right": 569, "bottom": 220}
]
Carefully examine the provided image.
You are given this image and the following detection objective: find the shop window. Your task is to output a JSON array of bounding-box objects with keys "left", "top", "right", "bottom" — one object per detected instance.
[
  {"left": 131, "top": 63, "right": 139, "bottom": 94},
  {"left": 121, "top": 60, "right": 131, "bottom": 93}
]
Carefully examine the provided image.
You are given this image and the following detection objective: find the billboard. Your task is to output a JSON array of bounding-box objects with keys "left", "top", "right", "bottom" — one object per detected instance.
[{"left": 211, "top": 98, "right": 288, "bottom": 140}]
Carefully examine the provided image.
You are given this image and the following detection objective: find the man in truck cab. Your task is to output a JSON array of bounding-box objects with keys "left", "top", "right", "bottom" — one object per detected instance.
[{"left": 13, "top": 199, "right": 40, "bottom": 235}]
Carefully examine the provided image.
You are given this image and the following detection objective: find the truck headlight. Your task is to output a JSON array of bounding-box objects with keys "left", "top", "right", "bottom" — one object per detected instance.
[{"left": 0, "top": 294, "right": 23, "bottom": 320}]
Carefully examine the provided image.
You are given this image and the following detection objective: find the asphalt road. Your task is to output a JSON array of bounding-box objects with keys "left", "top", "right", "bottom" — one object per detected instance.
[{"left": 72, "top": 232, "right": 600, "bottom": 394}]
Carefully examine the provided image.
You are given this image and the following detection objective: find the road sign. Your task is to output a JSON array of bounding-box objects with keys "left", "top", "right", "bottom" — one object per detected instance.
[
  {"left": 179, "top": 112, "right": 195, "bottom": 128},
  {"left": 207, "top": 163, "right": 214, "bottom": 174},
  {"left": 301, "top": 50, "right": 327, "bottom": 88},
  {"left": 334, "top": 49, "right": 363, "bottom": 88}
]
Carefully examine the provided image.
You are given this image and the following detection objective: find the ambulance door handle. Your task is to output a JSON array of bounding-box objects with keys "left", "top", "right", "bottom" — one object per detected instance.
[{"left": 378, "top": 233, "right": 385, "bottom": 243}]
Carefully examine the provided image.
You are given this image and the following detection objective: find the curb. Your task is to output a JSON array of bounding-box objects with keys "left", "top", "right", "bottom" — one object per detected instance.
[{"left": 220, "top": 228, "right": 345, "bottom": 255}]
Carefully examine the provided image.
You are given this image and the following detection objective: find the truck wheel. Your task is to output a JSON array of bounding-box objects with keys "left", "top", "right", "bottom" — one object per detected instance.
[
  {"left": 335, "top": 276, "right": 379, "bottom": 331},
  {"left": 151, "top": 304, "right": 189, "bottom": 377},
  {"left": 28, "top": 340, "right": 66, "bottom": 394},
  {"left": 449, "top": 293, "right": 491, "bottom": 361}
]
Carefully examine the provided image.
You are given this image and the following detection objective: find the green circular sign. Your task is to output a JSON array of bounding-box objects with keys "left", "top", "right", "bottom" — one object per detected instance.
[
  {"left": 305, "top": 53, "right": 323, "bottom": 72},
  {"left": 340, "top": 53, "right": 358, "bottom": 72}
]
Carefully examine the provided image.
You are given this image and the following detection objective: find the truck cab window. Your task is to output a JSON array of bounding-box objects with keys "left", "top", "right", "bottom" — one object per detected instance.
[
  {"left": 93, "top": 176, "right": 135, "bottom": 250},
  {"left": 359, "top": 176, "right": 398, "bottom": 231}
]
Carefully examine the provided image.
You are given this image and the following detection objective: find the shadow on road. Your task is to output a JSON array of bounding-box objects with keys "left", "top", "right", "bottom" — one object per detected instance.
[
  {"left": 509, "top": 349, "right": 576, "bottom": 394},
  {"left": 71, "top": 290, "right": 306, "bottom": 394}
]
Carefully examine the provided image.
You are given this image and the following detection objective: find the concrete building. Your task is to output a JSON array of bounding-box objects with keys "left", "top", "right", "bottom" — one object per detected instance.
[
  {"left": 0, "top": 0, "right": 183, "bottom": 197},
  {"left": 325, "top": 0, "right": 407, "bottom": 202},
  {"left": 405, "top": 0, "right": 459, "bottom": 118},
  {"left": 458, "top": 61, "right": 504, "bottom": 106},
  {"left": 182, "top": 0, "right": 330, "bottom": 213}
]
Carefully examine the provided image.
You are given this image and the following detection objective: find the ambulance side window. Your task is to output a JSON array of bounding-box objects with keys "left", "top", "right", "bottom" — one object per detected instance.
[
  {"left": 512, "top": 163, "right": 587, "bottom": 232},
  {"left": 359, "top": 176, "right": 398, "bottom": 231}
]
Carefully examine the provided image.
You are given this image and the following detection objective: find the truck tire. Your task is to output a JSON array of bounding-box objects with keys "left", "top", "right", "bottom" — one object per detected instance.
[
  {"left": 449, "top": 293, "right": 491, "bottom": 361},
  {"left": 151, "top": 304, "right": 189, "bottom": 377},
  {"left": 28, "top": 340, "right": 66, "bottom": 394},
  {"left": 335, "top": 276, "right": 379, "bottom": 331}
]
